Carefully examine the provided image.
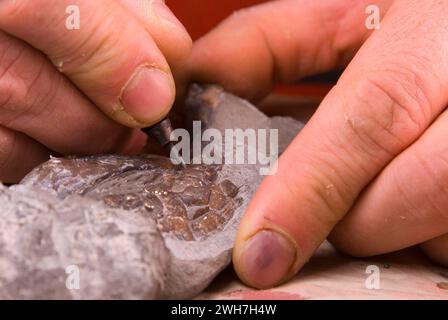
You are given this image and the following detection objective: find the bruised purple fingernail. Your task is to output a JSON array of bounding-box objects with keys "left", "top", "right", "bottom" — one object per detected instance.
[{"left": 238, "top": 230, "right": 296, "bottom": 289}]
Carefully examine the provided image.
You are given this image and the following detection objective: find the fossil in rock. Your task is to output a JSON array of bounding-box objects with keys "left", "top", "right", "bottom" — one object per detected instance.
[{"left": 0, "top": 85, "right": 303, "bottom": 299}]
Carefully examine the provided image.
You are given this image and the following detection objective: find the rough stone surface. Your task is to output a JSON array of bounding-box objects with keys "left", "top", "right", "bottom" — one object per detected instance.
[
  {"left": 0, "top": 184, "right": 168, "bottom": 299},
  {"left": 3, "top": 85, "right": 303, "bottom": 299}
]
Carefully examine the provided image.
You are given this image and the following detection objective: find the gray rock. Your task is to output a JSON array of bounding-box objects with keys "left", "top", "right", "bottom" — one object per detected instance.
[
  {"left": 0, "top": 184, "right": 168, "bottom": 299},
  {"left": 7, "top": 85, "right": 303, "bottom": 299}
]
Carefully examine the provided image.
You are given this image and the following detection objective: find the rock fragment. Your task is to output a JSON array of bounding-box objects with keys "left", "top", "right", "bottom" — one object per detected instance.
[{"left": 0, "top": 184, "right": 168, "bottom": 299}]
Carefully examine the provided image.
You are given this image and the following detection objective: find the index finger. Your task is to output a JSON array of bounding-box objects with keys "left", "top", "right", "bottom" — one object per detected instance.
[{"left": 186, "top": 0, "right": 388, "bottom": 101}]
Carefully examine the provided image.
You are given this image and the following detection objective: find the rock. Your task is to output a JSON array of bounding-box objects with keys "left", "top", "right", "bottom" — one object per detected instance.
[
  {"left": 0, "top": 184, "right": 168, "bottom": 299},
  {"left": 10, "top": 84, "right": 304, "bottom": 299}
]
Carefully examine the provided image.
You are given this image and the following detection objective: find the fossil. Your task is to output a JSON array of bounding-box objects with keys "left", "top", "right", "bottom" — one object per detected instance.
[{"left": 0, "top": 85, "right": 303, "bottom": 299}]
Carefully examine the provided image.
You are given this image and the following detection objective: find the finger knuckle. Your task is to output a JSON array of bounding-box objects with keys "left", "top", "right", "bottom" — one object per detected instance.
[
  {"left": 346, "top": 63, "right": 432, "bottom": 156},
  {"left": 0, "top": 52, "right": 51, "bottom": 126},
  {"left": 0, "top": 75, "right": 29, "bottom": 128}
]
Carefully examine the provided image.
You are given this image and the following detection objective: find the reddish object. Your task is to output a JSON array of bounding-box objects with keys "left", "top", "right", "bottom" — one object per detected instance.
[{"left": 167, "top": 0, "right": 267, "bottom": 40}]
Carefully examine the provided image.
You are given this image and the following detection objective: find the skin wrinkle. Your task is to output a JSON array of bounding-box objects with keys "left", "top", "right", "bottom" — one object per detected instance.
[
  {"left": 0, "top": 83, "right": 14, "bottom": 117},
  {"left": 380, "top": 56, "right": 434, "bottom": 118},
  {"left": 0, "top": 56, "right": 55, "bottom": 129},
  {"left": 352, "top": 78, "right": 410, "bottom": 150},
  {"left": 339, "top": 111, "right": 392, "bottom": 173},
  {"left": 18, "top": 69, "right": 63, "bottom": 129},
  {"left": 0, "top": 34, "right": 11, "bottom": 62},
  {"left": 0, "top": 39, "right": 26, "bottom": 81},
  {"left": 365, "top": 74, "right": 428, "bottom": 142},
  {"left": 342, "top": 74, "right": 421, "bottom": 158},
  {"left": 46, "top": 3, "right": 117, "bottom": 67},
  {"left": 289, "top": 138, "right": 358, "bottom": 219},
  {"left": 304, "top": 169, "right": 350, "bottom": 227},
  {"left": 312, "top": 117, "right": 373, "bottom": 188},
  {"left": 311, "top": 148, "right": 362, "bottom": 208},
  {"left": 318, "top": 91, "right": 391, "bottom": 184},
  {"left": 282, "top": 155, "right": 347, "bottom": 230},
  {"left": 62, "top": 26, "right": 119, "bottom": 78}
]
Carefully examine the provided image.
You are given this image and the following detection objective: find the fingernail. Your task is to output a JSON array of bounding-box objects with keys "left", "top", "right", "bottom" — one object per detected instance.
[
  {"left": 237, "top": 230, "right": 296, "bottom": 289},
  {"left": 121, "top": 67, "right": 174, "bottom": 125},
  {"left": 152, "top": 1, "right": 188, "bottom": 33}
]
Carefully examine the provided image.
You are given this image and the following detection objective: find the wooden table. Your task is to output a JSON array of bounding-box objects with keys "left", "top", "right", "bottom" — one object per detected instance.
[{"left": 198, "top": 242, "right": 448, "bottom": 300}]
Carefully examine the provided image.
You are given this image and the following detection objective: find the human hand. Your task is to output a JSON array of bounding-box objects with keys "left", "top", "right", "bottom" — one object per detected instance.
[
  {"left": 0, "top": 0, "right": 191, "bottom": 182},
  {"left": 186, "top": 0, "right": 448, "bottom": 288}
]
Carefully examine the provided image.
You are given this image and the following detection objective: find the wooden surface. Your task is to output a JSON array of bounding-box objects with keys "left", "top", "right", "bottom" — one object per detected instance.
[{"left": 198, "top": 242, "right": 448, "bottom": 300}]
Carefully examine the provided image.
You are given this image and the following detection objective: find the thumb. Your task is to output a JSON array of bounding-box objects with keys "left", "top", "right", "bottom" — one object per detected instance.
[{"left": 233, "top": 0, "right": 448, "bottom": 288}]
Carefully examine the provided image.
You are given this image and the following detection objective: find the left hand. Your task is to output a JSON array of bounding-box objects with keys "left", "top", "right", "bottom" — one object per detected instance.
[{"left": 0, "top": 0, "right": 192, "bottom": 182}]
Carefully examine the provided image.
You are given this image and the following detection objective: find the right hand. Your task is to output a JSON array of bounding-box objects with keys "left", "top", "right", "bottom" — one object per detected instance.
[
  {"left": 185, "top": 0, "right": 448, "bottom": 288},
  {"left": 0, "top": 0, "right": 192, "bottom": 182}
]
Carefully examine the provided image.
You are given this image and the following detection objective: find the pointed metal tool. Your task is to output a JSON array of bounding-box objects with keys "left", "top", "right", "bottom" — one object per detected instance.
[{"left": 142, "top": 117, "right": 186, "bottom": 168}]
